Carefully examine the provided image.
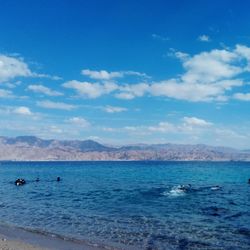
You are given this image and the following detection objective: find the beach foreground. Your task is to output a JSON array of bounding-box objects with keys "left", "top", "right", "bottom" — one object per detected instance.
[
  {"left": 0, "top": 234, "right": 45, "bottom": 250},
  {"left": 0, "top": 224, "right": 103, "bottom": 250}
]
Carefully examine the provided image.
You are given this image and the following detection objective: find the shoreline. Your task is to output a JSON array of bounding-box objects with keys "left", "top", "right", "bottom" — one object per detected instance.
[{"left": 0, "top": 223, "right": 114, "bottom": 250}]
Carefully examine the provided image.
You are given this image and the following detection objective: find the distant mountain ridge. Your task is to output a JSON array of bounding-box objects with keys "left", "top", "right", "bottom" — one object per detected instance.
[{"left": 0, "top": 136, "right": 249, "bottom": 161}]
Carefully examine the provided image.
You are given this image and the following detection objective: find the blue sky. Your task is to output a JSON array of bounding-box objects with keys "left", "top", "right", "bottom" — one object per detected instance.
[{"left": 0, "top": 0, "right": 250, "bottom": 148}]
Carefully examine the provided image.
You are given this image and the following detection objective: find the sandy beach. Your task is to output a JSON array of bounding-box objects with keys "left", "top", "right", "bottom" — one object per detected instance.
[
  {"left": 0, "top": 234, "right": 46, "bottom": 250},
  {"left": 0, "top": 224, "right": 105, "bottom": 250}
]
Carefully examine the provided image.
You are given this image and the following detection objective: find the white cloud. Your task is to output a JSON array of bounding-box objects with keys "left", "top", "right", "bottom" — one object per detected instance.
[
  {"left": 181, "top": 49, "right": 241, "bottom": 83},
  {"left": 81, "top": 69, "right": 149, "bottom": 80},
  {"left": 115, "top": 92, "right": 135, "bottom": 100},
  {"left": 116, "top": 45, "right": 249, "bottom": 102},
  {"left": 124, "top": 126, "right": 137, "bottom": 131},
  {"left": 37, "top": 100, "right": 76, "bottom": 110},
  {"left": 123, "top": 71, "right": 149, "bottom": 78},
  {"left": 149, "top": 80, "right": 220, "bottom": 101},
  {"left": 63, "top": 80, "right": 118, "bottom": 98},
  {"left": 102, "top": 116, "right": 213, "bottom": 136},
  {"left": 235, "top": 44, "right": 250, "bottom": 71},
  {"left": 109, "top": 83, "right": 149, "bottom": 100},
  {"left": 49, "top": 125, "right": 63, "bottom": 134},
  {"left": 102, "top": 127, "right": 118, "bottom": 132},
  {"left": 81, "top": 69, "right": 122, "bottom": 80},
  {"left": 152, "top": 34, "right": 169, "bottom": 41},
  {"left": 3, "top": 82, "right": 17, "bottom": 88},
  {"left": 67, "top": 117, "right": 90, "bottom": 128},
  {"left": 63, "top": 45, "right": 250, "bottom": 103},
  {"left": 32, "top": 73, "right": 62, "bottom": 81},
  {"left": 103, "top": 105, "right": 127, "bottom": 113},
  {"left": 0, "top": 55, "right": 32, "bottom": 82},
  {"left": 214, "top": 128, "right": 246, "bottom": 140},
  {"left": 13, "top": 106, "right": 32, "bottom": 115},
  {"left": 198, "top": 35, "right": 211, "bottom": 42},
  {"left": 148, "top": 122, "right": 176, "bottom": 132},
  {"left": 27, "top": 84, "right": 63, "bottom": 96},
  {"left": 0, "top": 89, "right": 13, "bottom": 98},
  {"left": 0, "top": 54, "right": 62, "bottom": 84},
  {"left": 233, "top": 92, "right": 250, "bottom": 101},
  {"left": 183, "top": 117, "right": 213, "bottom": 127}
]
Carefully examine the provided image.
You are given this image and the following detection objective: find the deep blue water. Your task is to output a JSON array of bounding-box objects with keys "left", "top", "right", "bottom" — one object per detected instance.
[{"left": 0, "top": 161, "right": 250, "bottom": 249}]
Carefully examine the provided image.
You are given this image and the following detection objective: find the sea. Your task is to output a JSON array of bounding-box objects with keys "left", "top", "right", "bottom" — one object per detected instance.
[{"left": 0, "top": 161, "right": 249, "bottom": 250}]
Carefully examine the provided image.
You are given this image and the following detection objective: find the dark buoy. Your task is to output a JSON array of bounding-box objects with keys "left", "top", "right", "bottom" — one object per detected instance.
[
  {"left": 57, "top": 177, "right": 61, "bottom": 182},
  {"left": 15, "top": 178, "right": 26, "bottom": 186}
]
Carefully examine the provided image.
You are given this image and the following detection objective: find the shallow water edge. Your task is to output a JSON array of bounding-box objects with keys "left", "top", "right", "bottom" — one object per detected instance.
[{"left": 0, "top": 222, "right": 117, "bottom": 250}]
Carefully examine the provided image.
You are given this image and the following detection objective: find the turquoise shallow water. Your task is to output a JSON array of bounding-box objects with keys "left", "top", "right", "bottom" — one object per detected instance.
[{"left": 0, "top": 161, "right": 250, "bottom": 249}]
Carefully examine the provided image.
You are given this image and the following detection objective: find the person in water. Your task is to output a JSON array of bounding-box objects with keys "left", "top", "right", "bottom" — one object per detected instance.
[
  {"left": 248, "top": 178, "right": 250, "bottom": 184},
  {"left": 15, "top": 178, "right": 26, "bottom": 186},
  {"left": 57, "top": 177, "right": 61, "bottom": 182},
  {"left": 178, "top": 184, "right": 192, "bottom": 192}
]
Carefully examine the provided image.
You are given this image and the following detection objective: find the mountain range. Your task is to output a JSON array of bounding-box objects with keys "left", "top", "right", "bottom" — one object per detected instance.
[{"left": 0, "top": 136, "right": 250, "bottom": 161}]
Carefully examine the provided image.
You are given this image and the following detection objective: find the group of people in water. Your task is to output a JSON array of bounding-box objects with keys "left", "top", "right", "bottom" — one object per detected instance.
[
  {"left": 175, "top": 184, "right": 222, "bottom": 192},
  {"left": 15, "top": 177, "right": 61, "bottom": 186},
  {"left": 170, "top": 179, "right": 249, "bottom": 195},
  {"left": 15, "top": 178, "right": 250, "bottom": 187}
]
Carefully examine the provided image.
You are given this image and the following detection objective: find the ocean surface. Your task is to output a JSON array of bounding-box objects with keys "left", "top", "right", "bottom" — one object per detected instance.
[{"left": 0, "top": 161, "right": 249, "bottom": 249}]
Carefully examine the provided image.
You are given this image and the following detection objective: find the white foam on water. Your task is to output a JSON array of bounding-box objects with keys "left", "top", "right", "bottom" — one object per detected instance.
[{"left": 163, "top": 185, "right": 186, "bottom": 197}]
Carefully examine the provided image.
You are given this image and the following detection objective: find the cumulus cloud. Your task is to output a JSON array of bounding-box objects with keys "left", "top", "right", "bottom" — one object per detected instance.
[
  {"left": 103, "top": 116, "right": 213, "bottom": 136},
  {"left": 114, "top": 45, "right": 250, "bottom": 102},
  {"left": 147, "top": 117, "right": 212, "bottom": 133},
  {"left": 81, "top": 69, "right": 149, "bottom": 80},
  {"left": 198, "top": 35, "right": 211, "bottom": 42},
  {"left": 0, "top": 55, "right": 32, "bottom": 82},
  {"left": 119, "top": 83, "right": 149, "bottom": 99},
  {"left": 13, "top": 106, "right": 32, "bottom": 115},
  {"left": 27, "top": 84, "right": 63, "bottom": 96},
  {"left": 233, "top": 92, "right": 250, "bottom": 101},
  {"left": 149, "top": 80, "right": 220, "bottom": 102},
  {"left": 183, "top": 117, "right": 213, "bottom": 127},
  {"left": 115, "top": 92, "right": 135, "bottom": 100},
  {"left": 0, "top": 89, "right": 13, "bottom": 98},
  {"left": 63, "top": 80, "right": 118, "bottom": 98},
  {"left": 37, "top": 100, "right": 76, "bottom": 110},
  {"left": 0, "top": 54, "right": 62, "bottom": 84},
  {"left": 148, "top": 122, "right": 176, "bottom": 132},
  {"left": 103, "top": 105, "right": 127, "bottom": 113},
  {"left": 62, "top": 44, "right": 250, "bottom": 102},
  {"left": 81, "top": 69, "right": 122, "bottom": 80},
  {"left": 32, "top": 73, "right": 62, "bottom": 81},
  {"left": 235, "top": 44, "right": 250, "bottom": 71},
  {"left": 67, "top": 117, "right": 90, "bottom": 128},
  {"left": 49, "top": 125, "right": 63, "bottom": 134},
  {"left": 181, "top": 49, "right": 241, "bottom": 83}
]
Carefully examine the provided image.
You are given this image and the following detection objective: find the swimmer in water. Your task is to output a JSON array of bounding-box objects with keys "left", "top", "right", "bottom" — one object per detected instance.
[
  {"left": 15, "top": 178, "right": 26, "bottom": 186},
  {"left": 57, "top": 177, "right": 61, "bottom": 182},
  {"left": 177, "top": 184, "right": 192, "bottom": 192}
]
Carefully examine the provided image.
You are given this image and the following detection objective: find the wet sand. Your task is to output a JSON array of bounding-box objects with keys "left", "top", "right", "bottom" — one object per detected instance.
[
  {"left": 0, "top": 224, "right": 106, "bottom": 250},
  {"left": 0, "top": 235, "right": 46, "bottom": 250}
]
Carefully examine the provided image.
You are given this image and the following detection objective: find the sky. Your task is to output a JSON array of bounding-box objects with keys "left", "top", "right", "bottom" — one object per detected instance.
[{"left": 0, "top": 0, "right": 250, "bottom": 148}]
